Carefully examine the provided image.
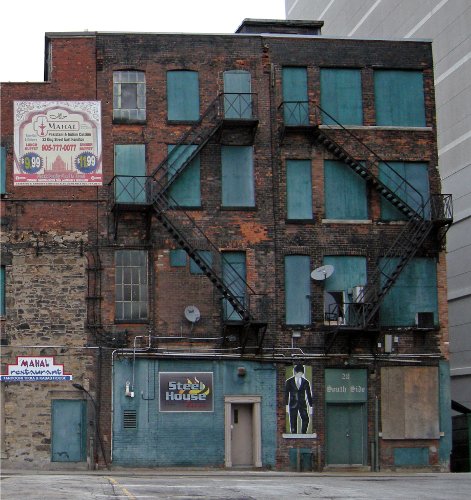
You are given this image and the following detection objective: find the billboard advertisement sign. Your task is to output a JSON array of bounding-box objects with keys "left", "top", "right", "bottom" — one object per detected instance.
[
  {"left": 159, "top": 372, "right": 213, "bottom": 412},
  {"left": 14, "top": 101, "right": 102, "bottom": 186}
]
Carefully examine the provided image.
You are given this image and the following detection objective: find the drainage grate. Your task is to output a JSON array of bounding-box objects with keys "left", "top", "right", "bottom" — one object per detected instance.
[{"left": 123, "top": 410, "right": 137, "bottom": 429}]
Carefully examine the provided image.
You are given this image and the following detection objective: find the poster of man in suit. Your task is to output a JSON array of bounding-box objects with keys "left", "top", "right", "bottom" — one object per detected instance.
[{"left": 285, "top": 364, "right": 313, "bottom": 434}]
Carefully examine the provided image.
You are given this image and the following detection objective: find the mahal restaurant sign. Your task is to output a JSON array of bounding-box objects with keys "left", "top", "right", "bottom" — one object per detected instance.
[
  {"left": 0, "top": 356, "right": 73, "bottom": 382},
  {"left": 14, "top": 100, "right": 102, "bottom": 186}
]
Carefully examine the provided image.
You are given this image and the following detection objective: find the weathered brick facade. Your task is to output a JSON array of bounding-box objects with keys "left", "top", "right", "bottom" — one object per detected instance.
[{"left": 1, "top": 20, "right": 452, "bottom": 471}]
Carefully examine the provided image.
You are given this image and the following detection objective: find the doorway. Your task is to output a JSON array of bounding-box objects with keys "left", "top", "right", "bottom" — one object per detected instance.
[
  {"left": 51, "top": 399, "right": 86, "bottom": 462},
  {"left": 326, "top": 403, "right": 366, "bottom": 466},
  {"left": 231, "top": 404, "right": 253, "bottom": 466}
]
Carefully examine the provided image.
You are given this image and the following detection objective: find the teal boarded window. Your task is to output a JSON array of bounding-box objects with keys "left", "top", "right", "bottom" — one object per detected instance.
[
  {"left": 286, "top": 160, "right": 312, "bottom": 220},
  {"left": 113, "top": 71, "right": 146, "bottom": 123},
  {"left": 114, "top": 145, "right": 146, "bottom": 204},
  {"left": 115, "top": 250, "right": 148, "bottom": 322},
  {"left": 223, "top": 70, "right": 252, "bottom": 119},
  {"left": 167, "top": 70, "right": 200, "bottom": 121},
  {"left": 374, "top": 70, "right": 426, "bottom": 126},
  {"left": 379, "top": 257, "right": 438, "bottom": 327},
  {"left": 285, "top": 255, "right": 311, "bottom": 325},
  {"left": 190, "top": 250, "right": 212, "bottom": 275},
  {"left": 221, "top": 146, "right": 255, "bottom": 207},
  {"left": 320, "top": 68, "right": 363, "bottom": 125},
  {"left": 167, "top": 145, "right": 201, "bottom": 207},
  {"left": 282, "top": 67, "right": 309, "bottom": 126},
  {"left": 222, "top": 252, "right": 246, "bottom": 321},
  {"left": 1, "top": 146, "right": 6, "bottom": 194},
  {"left": 379, "top": 162, "right": 429, "bottom": 220},
  {"left": 170, "top": 249, "right": 186, "bottom": 267},
  {"left": 324, "top": 160, "right": 368, "bottom": 219},
  {"left": 323, "top": 256, "right": 367, "bottom": 322},
  {"left": 0, "top": 266, "right": 5, "bottom": 316}
]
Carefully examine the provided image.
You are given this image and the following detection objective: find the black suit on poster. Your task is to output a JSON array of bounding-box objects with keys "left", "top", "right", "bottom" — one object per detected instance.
[{"left": 285, "top": 367, "right": 313, "bottom": 434}]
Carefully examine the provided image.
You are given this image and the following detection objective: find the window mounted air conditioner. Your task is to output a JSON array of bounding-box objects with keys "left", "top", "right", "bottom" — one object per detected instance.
[{"left": 415, "top": 312, "right": 434, "bottom": 330}]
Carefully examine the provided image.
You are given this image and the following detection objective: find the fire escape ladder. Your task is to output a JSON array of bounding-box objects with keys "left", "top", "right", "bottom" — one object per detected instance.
[
  {"left": 149, "top": 182, "right": 267, "bottom": 353},
  {"left": 315, "top": 106, "right": 453, "bottom": 354},
  {"left": 151, "top": 96, "right": 223, "bottom": 192}
]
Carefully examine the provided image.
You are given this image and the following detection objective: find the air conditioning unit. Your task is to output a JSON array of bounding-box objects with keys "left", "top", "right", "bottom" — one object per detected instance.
[
  {"left": 415, "top": 312, "right": 434, "bottom": 330},
  {"left": 352, "top": 286, "right": 365, "bottom": 303}
]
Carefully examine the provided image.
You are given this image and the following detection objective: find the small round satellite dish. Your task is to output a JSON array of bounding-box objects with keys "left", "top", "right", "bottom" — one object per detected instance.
[
  {"left": 311, "top": 265, "right": 334, "bottom": 281},
  {"left": 184, "top": 305, "right": 201, "bottom": 323}
]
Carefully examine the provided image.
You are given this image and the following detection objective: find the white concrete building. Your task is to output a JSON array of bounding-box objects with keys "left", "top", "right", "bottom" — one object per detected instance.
[{"left": 286, "top": 0, "right": 471, "bottom": 413}]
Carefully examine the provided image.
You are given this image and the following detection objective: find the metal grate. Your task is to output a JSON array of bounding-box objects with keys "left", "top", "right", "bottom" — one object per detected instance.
[{"left": 123, "top": 410, "right": 137, "bottom": 429}]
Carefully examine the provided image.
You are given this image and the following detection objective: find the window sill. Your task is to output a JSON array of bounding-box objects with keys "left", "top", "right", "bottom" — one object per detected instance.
[
  {"left": 220, "top": 206, "right": 257, "bottom": 211},
  {"left": 285, "top": 219, "right": 315, "bottom": 224},
  {"left": 113, "top": 119, "right": 146, "bottom": 125},
  {"left": 114, "top": 320, "right": 149, "bottom": 325},
  {"left": 319, "top": 125, "right": 432, "bottom": 131},
  {"left": 322, "top": 219, "right": 372, "bottom": 224},
  {"left": 167, "top": 119, "right": 200, "bottom": 125}
]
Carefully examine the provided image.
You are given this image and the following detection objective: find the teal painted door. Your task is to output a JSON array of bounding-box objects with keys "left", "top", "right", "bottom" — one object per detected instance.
[
  {"left": 223, "top": 71, "right": 252, "bottom": 119},
  {"left": 326, "top": 404, "right": 366, "bottom": 465},
  {"left": 51, "top": 400, "right": 86, "bottom": 462},
  {"left": 114, "top": 145, "right": 146, "bottom": 203}
]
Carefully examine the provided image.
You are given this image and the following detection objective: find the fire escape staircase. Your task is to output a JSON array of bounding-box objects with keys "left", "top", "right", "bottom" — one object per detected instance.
[
  {"left": 306, "top": 105, "right": 453, "bottom": 353},
  {"left": 111, "top": 94, "right": 266, "bottom": 354}
]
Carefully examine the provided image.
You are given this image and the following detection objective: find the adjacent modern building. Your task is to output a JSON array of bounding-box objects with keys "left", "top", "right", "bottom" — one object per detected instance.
[
  {"left": 286, "top": 0, "right": 471, "bottom": 469},
  {"left": 1, "top": 19, "right": 453, "bottom": 471}
]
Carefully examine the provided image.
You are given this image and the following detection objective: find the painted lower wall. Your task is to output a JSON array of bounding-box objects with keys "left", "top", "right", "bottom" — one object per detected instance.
[{"left": 112, "top": 358, "right": 277, "bottom": 467}]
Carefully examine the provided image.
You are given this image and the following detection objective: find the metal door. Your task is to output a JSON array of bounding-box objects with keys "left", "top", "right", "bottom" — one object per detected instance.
[
  {"left": 231, "top": 404, "right": 253, "bottom": 466},
  {"left": 326, "top": 403, "right": 365, "bottom": 465},
  {"left": 51, "top": 400, "right": 86, "bottom": 462}
]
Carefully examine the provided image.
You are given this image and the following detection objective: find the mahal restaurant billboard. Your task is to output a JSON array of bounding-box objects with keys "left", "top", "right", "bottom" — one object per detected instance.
[{"left": 14, "top": 101, "right": 102, "bottom": 186}]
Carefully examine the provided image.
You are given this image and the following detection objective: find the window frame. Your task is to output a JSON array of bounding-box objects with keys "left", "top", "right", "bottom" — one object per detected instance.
[
  {"left": 115, "top": 250, "right": 149, "bottom": 323},
  {"left": 113, "top": 71, "right": 146, "bottom": 123}
]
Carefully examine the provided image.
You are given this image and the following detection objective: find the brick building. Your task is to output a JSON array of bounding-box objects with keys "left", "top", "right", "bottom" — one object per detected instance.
[{"left": 0, "top": 19, "right": 453, "bottom": 471}]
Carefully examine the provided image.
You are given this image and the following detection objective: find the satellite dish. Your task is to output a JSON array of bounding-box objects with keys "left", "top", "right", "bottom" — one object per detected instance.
[
  {"left": 184, "top": 305, "right": 201, "bottom": 323},
  {"left": 311, "top": 265, "right": 334, "bottom": 281}
]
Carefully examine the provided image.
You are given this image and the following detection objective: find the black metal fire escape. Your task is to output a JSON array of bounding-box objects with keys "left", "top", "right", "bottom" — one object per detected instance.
[
  {"left": 110, "top": 93, "right": 266, "bottom": 354},
  {"left": 281, "top": 101, "right": 453, "bottom": 353}
]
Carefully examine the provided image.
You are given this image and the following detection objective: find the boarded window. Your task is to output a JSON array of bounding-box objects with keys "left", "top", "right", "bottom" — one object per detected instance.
[
  {"left": 285, "top": 255, "right": 311, "bottom": 325},
  {"left": 167, "top": 70, "right": 200, "bottom": 121},
  {"left": 115, "top": 250, "right": 148, "bottom": 321},
  {"left": 0, "top": 146, "right": 6, "bottom": 194},
  {"left": 379, "top": 257, "right": 438, "bottom": 327},
  {"left": 286, "top": 160, "right": 312, "bottom": 220},
  {"left": 223, "top": 70, "right": 252, "bottom": 119},
  {"left": 381, "top": 366, "right": 439, "bottom": 439},
  {"left": 167, "top": 145, "right": 201, "bottom": 207},
  {"left": 324, "top": 160, "right": 368, "bottom": 219},
  {"left": 221, "top": 146, "right": 255, "bottom": 207},
  {"left": 320, "top": 68, "right": 363, "bottom": 125},
  {"left": 374, "top": 70, "right": 426, "bottom": 126},
  {"left": 222, "top": 252, "right": 246, "bottom": 321},
  {"left": 323, "top": 256, "right": 367, "bottom": 323},
  {"left": 113, "top": 71, "right": 146, "bottom": 123},
  {"left": 170, "top": 249, "right": 186, "bottom": 267},
  {"left": 114, "top": 145, "right": 147, "bottom": 204},
  {"left": 379, "top": 162, "right": 430, "bottom": 220},
  {"left": 282, "top": 67, "right": 309, "bottom": 126}
]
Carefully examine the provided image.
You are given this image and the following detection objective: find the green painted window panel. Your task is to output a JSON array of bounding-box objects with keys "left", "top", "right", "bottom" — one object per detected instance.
[
  {"left": 190, "top": 250, "right": 212, "bottom": 275},
  {"left": 282, "top": 67, "right": 309, "bottom": 125},
  {"left": 320, "top": 69, "right": 363, "bottom": 125},
  {"left": 0, "top": 266, "right": 5, "bottom": 316},
  {"left": 1, "top": 146, "right": 6, "bottom": 194},
  {"left": 285, "top": 255, "right": 311, "bottom": 325},
  {"left": 375, "top": 70, "right": 426, "bottom": 126},
  {"left": 323, "top": 256, "right": 367, "bottom": 292},
  {"left": 379, "top": 257, "right": 438, "bottom": 326},
  {"left": 223, "top": 70, "right": 252, "bottom": 119},
  {"left": 222, "top": 252, "right": 246, "bottom": 321},
  {"left": 167, "top": 71, "right": 200, "bottom": 121},
  {"left": 167, "top": 145, "right": 201, "bottom": 207},
  {"left": 379, "top": 162, "right": 429, "bottom": 220},
  {"left": 286, "top": 160, "right": 312, "bottom": 220},
  {"left": 114, "top": 145, "right": 146, "bottom": 204},
  {"left": 170, "top": 249, "right": 186, "bottom": 267},
  {"left": 324, "top": 160, "right": 368, "bottom": 219},
  {"left": 221, "top": 146, "right": 255, "bottom": 207},
  {"left": 394, "top": 447, "right": 429, "bottom": 466}
]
